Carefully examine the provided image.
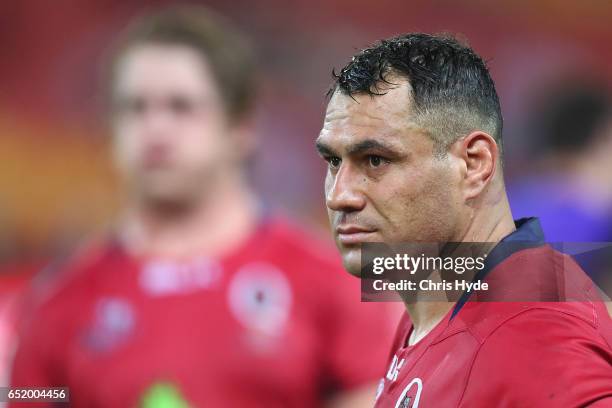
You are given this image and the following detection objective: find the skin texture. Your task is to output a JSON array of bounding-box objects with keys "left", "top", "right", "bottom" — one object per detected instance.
[
  {"left": 317, "top": 78, "right": 516, "bottom": 344},
  {"left": 317, "top": 82, "right": 463, "bottom": 277}
]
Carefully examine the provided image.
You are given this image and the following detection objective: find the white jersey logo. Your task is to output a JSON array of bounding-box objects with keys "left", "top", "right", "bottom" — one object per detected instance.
[
  {"left": 395, "top": 378, "right": 423, "bottom": 408},
  {"left": 386, "top": 354, "right": 405, "bottom": 382},
  {"left": 374, "top": 378, "right": 385, "bottom": 401},
  {"left": 140, "top": 257, "right": 222, "bottom": 295}
]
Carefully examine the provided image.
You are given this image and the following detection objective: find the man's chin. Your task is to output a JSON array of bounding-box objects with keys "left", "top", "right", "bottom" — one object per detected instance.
[{"left": 340, "top": 248, "right": 362, "bottom": 277}]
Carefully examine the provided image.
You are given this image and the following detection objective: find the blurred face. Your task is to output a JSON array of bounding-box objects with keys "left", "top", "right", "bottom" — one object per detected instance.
[
  {"left": 316, "top": 83, "right": 464, "bottom": 275},
  {"left": 111, "top": 44, "right": 242, "bottom": 206}
]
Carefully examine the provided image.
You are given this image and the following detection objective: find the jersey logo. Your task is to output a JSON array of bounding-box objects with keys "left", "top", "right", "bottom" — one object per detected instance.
[
  {"left": 81, "top": 297, "right": 135, "bottom": 353},
  {"left": 386, "top": 354, "right": 405, "bottom": 382},
  {"left": 140, "top": 257, "right": 222, "bottom": 296},
  {"left": 395, "top": 378, "right": 423, "bottom": 408},
  {"left": 140, "top": 381, "right": 191, "bottom": 408},
  {"left": 228, "top": 263, "right": 292, "bottom": 337}
]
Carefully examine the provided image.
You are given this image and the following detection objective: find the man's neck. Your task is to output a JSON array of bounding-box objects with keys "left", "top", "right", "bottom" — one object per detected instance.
[
  {"left": 404, "top": 194, "right": 516, "bottom": 346},
  {"left": 119, "top": 179, "right": 258, "bottom": 259}
]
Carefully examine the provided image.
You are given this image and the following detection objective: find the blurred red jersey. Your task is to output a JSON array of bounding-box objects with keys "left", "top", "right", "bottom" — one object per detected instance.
[
  {"left": 373, "top": 218, "right": 612, "bottom": 407},
  {"left": 10, "top": 217, "right": 395, "bottom": 407},
  {"left": 1, "top": 269, "right": 35, "bottom": 387}
]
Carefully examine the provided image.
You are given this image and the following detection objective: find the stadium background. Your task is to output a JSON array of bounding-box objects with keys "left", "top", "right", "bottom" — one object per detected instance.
[{"left": 1, "top": 0, "right": 612, "bottom": 390}]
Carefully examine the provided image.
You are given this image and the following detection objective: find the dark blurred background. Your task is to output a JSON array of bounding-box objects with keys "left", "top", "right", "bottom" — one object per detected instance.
[{"left": 1, "top": 0, "right": 612, "bottom": 386}]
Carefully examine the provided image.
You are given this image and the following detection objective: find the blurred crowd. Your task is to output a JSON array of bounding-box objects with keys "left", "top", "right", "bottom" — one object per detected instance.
[{"left": 1, "top": 0, "right": 612, "bottom": 402}]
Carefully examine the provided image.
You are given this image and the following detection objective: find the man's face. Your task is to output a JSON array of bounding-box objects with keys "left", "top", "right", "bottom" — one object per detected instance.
[
  {"left": 316, "top": 82, "right": 464, "bottom": 275},
  {"left": 111, "top": 44, "right": 241, "bottom": 205}
]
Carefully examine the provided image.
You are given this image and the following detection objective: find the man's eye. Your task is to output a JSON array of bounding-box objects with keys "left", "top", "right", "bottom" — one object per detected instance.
[
  {"left": 327, "top": 157, "right": 341, "bottom": 168},
  {"left": 368, "top": 155, "right": 385, "bottom": 167},
  {"left": 168, "top": 97, "right": 196, "bottom": 116}
]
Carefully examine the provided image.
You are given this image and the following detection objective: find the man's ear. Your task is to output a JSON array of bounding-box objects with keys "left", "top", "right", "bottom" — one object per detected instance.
[{"left": 450, "top": 131, "right": 499, "bottom": 200}]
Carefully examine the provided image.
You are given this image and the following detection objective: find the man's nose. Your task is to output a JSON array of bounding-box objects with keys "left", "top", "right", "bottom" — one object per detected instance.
[
  {"left": 138, "top": 107, "right": 178, "bottom": 145},
  {"left": 326, "top": 164, "right": 366, "bottom": 213}
]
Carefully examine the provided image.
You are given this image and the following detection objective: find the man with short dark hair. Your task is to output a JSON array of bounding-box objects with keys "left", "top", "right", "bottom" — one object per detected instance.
[
  {"left": 317, "top": 33, "right": 612, "bottom": 406},
  {"left": 9, "top": 6, "right": 394, "bottom": 407}
]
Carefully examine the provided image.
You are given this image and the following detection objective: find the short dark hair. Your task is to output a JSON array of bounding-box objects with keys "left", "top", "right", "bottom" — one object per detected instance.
[
  {"left": 330, "top": 33, "right": 503, "bottom": 154},
  {"left": 107, "top": 5, "right": 256, "bottom": 121}
]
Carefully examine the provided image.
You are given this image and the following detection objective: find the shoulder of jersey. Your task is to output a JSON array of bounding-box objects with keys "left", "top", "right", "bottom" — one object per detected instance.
[
  {"left": 450, "top": 245, "right": 608, "bottom": 343},
  {"left": 25, "top": 237, "right": 119, "bottom": 312}
]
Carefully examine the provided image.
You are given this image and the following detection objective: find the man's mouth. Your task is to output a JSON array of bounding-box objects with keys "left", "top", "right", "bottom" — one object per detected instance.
[
  {"left": 336, "top": 225, "right": 376, "bottom": 245},
  {"left": 143, "top": 145, "right": 172, "bottom": 168}
]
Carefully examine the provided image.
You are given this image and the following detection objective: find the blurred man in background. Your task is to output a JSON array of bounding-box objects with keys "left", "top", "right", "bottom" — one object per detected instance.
[{"left": 10, "top": 6, "right": 395, "bottom": 407}]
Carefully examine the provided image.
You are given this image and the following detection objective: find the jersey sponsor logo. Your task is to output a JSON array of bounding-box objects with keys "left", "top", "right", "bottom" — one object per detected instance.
[
  {"left": 395, "top": 378, "right": 423, "bottom": 408},
  {"left": 81, "top": 297, "right": 135, "bottom": 352},
  {"left": 140, "top": 381, "right": 191, "bottom": 408},
  {"left": 140, "top": 257, "right": 222, "bottom": 296},
  {"left": 386, "top": 354, "right": 405, "bottom": 382},
  {"left": 228, "top": 263, "right": 292, "bottom": 337}
]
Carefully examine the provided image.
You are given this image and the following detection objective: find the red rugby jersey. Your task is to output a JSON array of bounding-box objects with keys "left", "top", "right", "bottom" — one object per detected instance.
[
  {"left": 10, "top": 217, "right": 396, "bottom": 407},
  {"left": 374, "top": 218, "right": 612, "bottom": 407}
]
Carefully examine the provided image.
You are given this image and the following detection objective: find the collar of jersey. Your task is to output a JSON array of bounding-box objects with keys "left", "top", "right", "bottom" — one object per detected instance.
[{"left": 450, "top": 217, "right": 546, "bottom": 319}]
